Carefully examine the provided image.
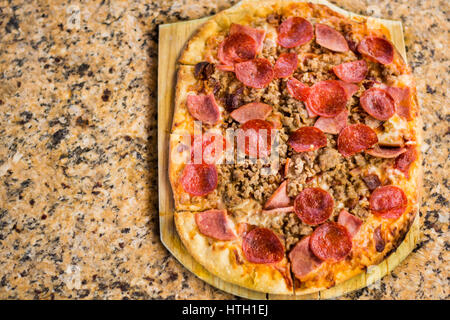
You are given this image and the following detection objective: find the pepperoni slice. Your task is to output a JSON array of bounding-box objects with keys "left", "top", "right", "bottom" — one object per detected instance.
[
  {"left": 229, "top": 23, "right": 266, "bottom": 54},
  {"left": 186, "top": 93, "right": 221, "bottom": 125},
  {"left": 357, "top": 36, "right": 394, "bottom": 65},
  {"left": 333, "top": 60, "right": 368, "bottom": 83},
  {"left": 179, "top": 163, "right": 218, "bottom": 196},
  {"left": 368, "top": 84, "right": 412, "bottom": 120},
  {"left": 274, "top": 52, "right": 298, "bottom": 78},
  {"left": 286, "top": 77, "right": 310, "bottom": 102},
  {"left": 277, "top": 17, "right": 314, "bottom": 48},
  {"left": 242, "top": 228, "right": 284, "bottom": 264},
  {"left": 202, "top": 135, "right": 226, "bottom": 165},
  {"left": 288, "top": 126, "right": 327, "bottom": 153},
  {"left": 191, "top": 133, "right": 227, "bottom": 164},
  {"left": 394, "top": 145, "right": 418, "bottom": 179},
  {"left": 218, "top": 33, "right": 258, "bottom": 66},
  {"left": 235, "top": 58, "right": 274, "bottom": 89},
  {"left": 365, "top": 144, "right": 406, "bottom": 158},
  {"left": 369, "top": 185, "right": 407, "bottom": 219},
  {"left": 289, "top": 236, "right": 323, "bottom": 279},
  {"left": 360, "top": 88, "right": 395, "bottom": 121},
  {"left": 306, "top": 80, "right": 348, "bottom": 117},
  {"left": 294, "top": 187, "right": 334, "bottom": 225},
  {"left": 309, "top": 222, "right": 352, "bottom": 262},
  {"left": 315, "top": 23, "right": 349, "bottom": 52},
  {"left": 230, "top": 102, "right": 272, "bottom": 123},
  {"left": 314, "top": 109, "right": 348, "bottom": 134},
  {"left": 385, "top": 86, "right": 412, "bottom": 120},
  {"left": 337, "top": 124, "right": 378, "bottom": 157},
  {"left": 195, "top": 210, "right": 237, "bottom": 241},
  {"left": 238, "top": 119, "right": 273, "bottom": 157}
]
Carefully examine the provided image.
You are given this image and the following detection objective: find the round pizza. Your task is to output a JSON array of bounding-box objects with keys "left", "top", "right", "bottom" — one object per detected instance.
[{"left": 168, "top": 0, "right": 421, "bottom": 295}]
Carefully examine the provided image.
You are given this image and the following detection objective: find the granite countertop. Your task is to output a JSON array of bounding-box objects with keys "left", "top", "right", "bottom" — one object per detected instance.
[{"left": 0, "top": 0, "right": 448, "bottom": 299}]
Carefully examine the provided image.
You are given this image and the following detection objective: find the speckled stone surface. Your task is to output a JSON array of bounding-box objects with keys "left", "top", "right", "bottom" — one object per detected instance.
[{"left": 0, "top": 0, "right": 448, "bottom": 299}]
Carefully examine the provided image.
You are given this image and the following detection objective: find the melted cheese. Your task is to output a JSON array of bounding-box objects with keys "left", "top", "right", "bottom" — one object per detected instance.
[{"left": 378, "top": 114, "right": 408, "bottom": 146}]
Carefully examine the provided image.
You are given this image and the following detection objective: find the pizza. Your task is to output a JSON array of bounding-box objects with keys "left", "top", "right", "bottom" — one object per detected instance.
[{"left": 168, "top": 0, "right": 421, "bottom": 295}]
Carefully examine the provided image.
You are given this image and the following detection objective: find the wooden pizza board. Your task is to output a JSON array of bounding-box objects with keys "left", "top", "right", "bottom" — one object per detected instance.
[{"left": 157, "top": 0, "right": 420, "bottom": 300}]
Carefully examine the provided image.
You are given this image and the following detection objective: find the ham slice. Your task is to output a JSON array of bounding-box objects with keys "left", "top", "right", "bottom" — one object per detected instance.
[
  {"left": 236, "top": 222, "right": 255, "bottom": 237},
  {"left": 366, "top": 144, "right": 407, "bottom": 158},
  {"left": 186, "top": 93, "right": 220, "bottom": 125},
  {"left": 195, "top": 209, "right": 237, "bottom": 241},
  {"left": 264, "top": 180, "right": 291, "bottom": 210},
  {"left": 289, "top": 236, "right": 323, "bottom": 279},
  {"left": 286, "top": 77, "right": 310, "bottom": 102},
  {"left": 216, "top": 64, "right": 234, "bottom": 72},
  {"left": 385, "top": 86, "right": 412, "bottom": 120},
  {"left": 262, "top": 206, "right": 294, "bottom": 214},
  {"left": 230, "top": 102, "right": 272, "bottom": 123},
  {"left": 314, "top": 109, "right": 348, "bottom": 134},
  {"left": 337, "top": 210, "right": 363, "bottom": 238},
  {"left": 337, "top": 81, "right": 359, "bottom": 99},
  {"left": 284, "top": 158, "right": 290, "bottom": 177}
]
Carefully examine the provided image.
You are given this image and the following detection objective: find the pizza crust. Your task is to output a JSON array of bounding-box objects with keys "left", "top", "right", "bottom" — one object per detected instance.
[
  {"left": 174, "top": 211, "right": 293, "bottom": 294},
  {"left": 169, "top": 65, "right": 225, "bottom": 211},
  {"left": 179, "top": 19, "right": 222, "bottom": 65},
  {"left": 179, "top": 0, "right": 281, "bottom": 65}
]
